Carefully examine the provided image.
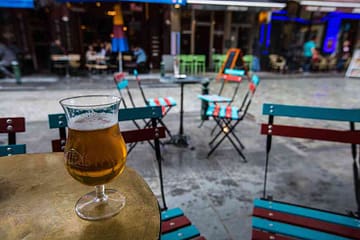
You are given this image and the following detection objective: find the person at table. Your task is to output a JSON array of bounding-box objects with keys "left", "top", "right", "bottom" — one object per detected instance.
[
  {"left": 132, "top": 44, "right": 148, "bottom": 73},
  {"left": 50, "top": 39, "right": 66, "bottom": 55},
  {"left": 86, "top": 45, "right": 97, "bottom": 62},
  {"left": 0, "top": 42, "right": 16, "bottom": 78},
  {"left": 49, "top": 39, "right": 67, "bottom": 74}
]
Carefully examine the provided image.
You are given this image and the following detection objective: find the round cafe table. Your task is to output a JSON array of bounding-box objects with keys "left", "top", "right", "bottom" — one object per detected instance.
[{"left": 0, "top": 153, "right": 160, "bottom": 240}]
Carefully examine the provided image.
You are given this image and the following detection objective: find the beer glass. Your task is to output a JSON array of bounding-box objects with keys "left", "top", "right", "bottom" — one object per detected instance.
[{"left": 60, "top": 95, "right": 127, "bottom": 221}]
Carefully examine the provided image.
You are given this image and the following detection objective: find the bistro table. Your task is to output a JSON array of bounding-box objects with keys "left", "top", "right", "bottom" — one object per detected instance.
[
  {"left": 0, "top": 153, "right": 160, "bottom": 240},
  {"left": 51, "top": 54, "right": 71, "bottom": 78},
  {"left": 160, "top": 74, "right": 209, "bottom": 147}
]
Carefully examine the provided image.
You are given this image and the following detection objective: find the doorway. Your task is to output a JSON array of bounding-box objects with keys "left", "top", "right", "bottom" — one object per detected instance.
[{"left": 195, "top": 25, "right": 210, "bottom": 68}]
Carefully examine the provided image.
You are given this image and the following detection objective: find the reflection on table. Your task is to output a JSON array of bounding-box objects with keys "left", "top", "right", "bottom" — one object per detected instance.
[
  {"left": 0, "top": 153, "right": 160, "bottom": 239},
  {"left": 160, "top": 75, "right": 209, "bottom": 147}
]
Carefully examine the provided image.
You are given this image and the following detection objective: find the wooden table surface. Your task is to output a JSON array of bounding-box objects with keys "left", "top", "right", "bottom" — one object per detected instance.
[{"left": 0, "top": 153, "right": 160, "bottom": 240}]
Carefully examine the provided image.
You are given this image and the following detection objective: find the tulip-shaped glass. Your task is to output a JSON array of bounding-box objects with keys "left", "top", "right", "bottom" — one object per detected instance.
[{"left": 60, "top": 95, "right": 127, "bottom": 221}]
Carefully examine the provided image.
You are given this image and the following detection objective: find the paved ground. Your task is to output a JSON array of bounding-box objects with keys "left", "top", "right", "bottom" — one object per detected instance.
[{"left": 0, "top": 71, "right": 359, "bottom": 239}]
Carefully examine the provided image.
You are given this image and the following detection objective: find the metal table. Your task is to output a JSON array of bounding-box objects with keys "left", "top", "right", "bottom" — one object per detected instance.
[
  {"left": 161, "top": 75, "right": 209, "bottom": 147},
  {"left": 0, "top": 153, "right": 160, "bottom": 240}
]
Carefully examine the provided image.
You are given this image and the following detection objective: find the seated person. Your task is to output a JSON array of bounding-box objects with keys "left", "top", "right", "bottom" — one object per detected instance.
[
  {"left": 132, "top": 45, "right": 148, "bottom": 73},
  {"left": 0, "top": 42, "right": 16, "bottom": 78},
  {"left": 50, "top": 39, "right": 66, "bottom": 55}
]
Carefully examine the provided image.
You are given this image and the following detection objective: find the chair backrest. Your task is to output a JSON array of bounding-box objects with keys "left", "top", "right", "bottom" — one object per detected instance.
[
  {"left": 216, "top": 68, "right": 246, "bottom": 104},
  {"left": 261, "top": 103, "right": 360, "bottom": 214},
  {"left": 113, "top": 72, "right": 137, "bottom": 109},
  {"left": 133, "top": 69, "right": 149, "bottom": 105},
  {"left": 237, "top": 74, "right": 260, "bottom": 116},
  {"left": 0, "top": 117, "right": 26, "bottom": 156},
  {"left": 48, "top": 113, "right": 67, "bottom": 152}
]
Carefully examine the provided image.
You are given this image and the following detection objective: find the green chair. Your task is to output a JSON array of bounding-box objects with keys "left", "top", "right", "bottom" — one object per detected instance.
[
  {"left": 214, "top": 54, "right": 227, "bottom": 73},
  {"left": 193, "top": 54, "right": 206, "bottom": 75},
  {"left": 243, "top": 54, "right": 254, "bottom": 72},
  {"left": 179, "top": 55, "right": 194, "bottom": 74},
  {"left": 0, "top": 117, "right": 26, "bottom": 156}
]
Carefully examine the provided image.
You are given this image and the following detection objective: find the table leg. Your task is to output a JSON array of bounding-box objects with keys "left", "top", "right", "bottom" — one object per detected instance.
[
  {"left": 165, "top": 83, "right": 192, "bottom": 148},
  {"left": 65, "top": 61, "right": 70, "bottom": 78},
  {"left": 179, "top": 83, "right": 184, "bottom": 135}
]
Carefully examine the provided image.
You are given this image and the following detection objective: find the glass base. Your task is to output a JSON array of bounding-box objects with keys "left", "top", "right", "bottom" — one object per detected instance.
[{"left": 75, "top": 188, "right": 125, "bottom": 221}]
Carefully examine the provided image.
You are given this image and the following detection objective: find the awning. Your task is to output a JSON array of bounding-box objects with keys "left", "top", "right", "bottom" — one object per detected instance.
[
  {"left": 55, "top": 0, "right": 186, "bottom": 5},
  {"left": 0, "top": 0, "right": 34, "bottom": 8},
  {"left": 187, "top": 0, "right": 286, "bottom": 8},
  {"left": 301, "top": 0, "right": 360, "bottom": 13}
]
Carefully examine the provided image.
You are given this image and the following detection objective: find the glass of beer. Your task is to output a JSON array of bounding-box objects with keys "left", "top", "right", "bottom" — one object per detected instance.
[{"left": 60, "top": 95, "right": 127, "bottom": 221}]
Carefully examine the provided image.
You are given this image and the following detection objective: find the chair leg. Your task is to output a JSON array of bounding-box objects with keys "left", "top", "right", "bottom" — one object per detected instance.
[{"left": 207, "top": 119, "right": 246, "bottom": 161}]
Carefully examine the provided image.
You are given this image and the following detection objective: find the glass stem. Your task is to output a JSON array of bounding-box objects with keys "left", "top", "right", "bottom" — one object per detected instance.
[{"left": 95, "top": 185, "right": 108, "bottom": 202}]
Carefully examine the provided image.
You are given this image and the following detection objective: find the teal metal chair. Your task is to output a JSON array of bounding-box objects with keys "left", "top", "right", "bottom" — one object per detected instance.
[
  {"left": 48, "top": 106, "right": 205, "bottom": 239},
  {"left": 205, "top": 74, "right": 260, "bottom": 159},
  {"left": 253, "top": 104, "right": 360, "bottom": 239},
  {"left": 134, "top": 69, "right": 176, "bottom": 139},
  {"left": 114, "top": 72, "right": 154, "bottom": 153},
  {"left": 198, "top": 68, "right": 246, "bottom": 128},
  {"left": 0, "top": 117, "right": 26, "bottom": 156}
]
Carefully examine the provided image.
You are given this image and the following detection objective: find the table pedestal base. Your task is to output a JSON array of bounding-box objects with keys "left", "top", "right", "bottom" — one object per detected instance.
[{"left": 166, "top": 134, "right": 195, "bottom": 149}]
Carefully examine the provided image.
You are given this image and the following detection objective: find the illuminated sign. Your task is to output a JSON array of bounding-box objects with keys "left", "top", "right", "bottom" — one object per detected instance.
[
  {"left": 0, "top": 0, "right": 34, "bottom": 8},
  {"left": 56, "top": 0, "right": 186, "bottom": 5}
]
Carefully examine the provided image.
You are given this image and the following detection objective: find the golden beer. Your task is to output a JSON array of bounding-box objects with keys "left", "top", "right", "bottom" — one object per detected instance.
[{"left": 65, "top": 123, "right": 127, "bottom": 186}]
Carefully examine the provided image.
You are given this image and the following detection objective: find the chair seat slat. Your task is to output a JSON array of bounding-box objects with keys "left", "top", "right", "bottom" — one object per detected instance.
[
  {"left": 254, "top": 199, "right": 360, "bottom": 229},
  {"left": 147, "top": 97, "right": 177, "bottom": 107},
  {"left": 161, "top": 208, "right": 184, "bottom": 221},
  {"left": 263, "top": 104, "right": 360, "bottom": 122},
  {"left": 197, "top": 94, "right": 232, "bottom": 103},
  {"left": 206, "top": 105, "right": 239, "bottom": 120},
  {"left": 260, "top": 124, "right": 360, "bottom": 144},
  {"left": 161, "top": 215, "right": 191, "bottom": 233},
  {"left": 252, "top": 229, "right": 296, "bottom": 240},
  {"left": 161, "top": 225, "right": 200, "bottom": 240},
  {"left": 253, "top": 217, "right": 351, "bottom": 240},
  {"left": 253, "top": 207, "right": 360, "bottom": 239}
]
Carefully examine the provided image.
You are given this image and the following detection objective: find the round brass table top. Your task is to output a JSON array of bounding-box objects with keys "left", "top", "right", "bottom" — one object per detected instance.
[{"left": 0, "top": 153, "right": 160, "bottom": 240}]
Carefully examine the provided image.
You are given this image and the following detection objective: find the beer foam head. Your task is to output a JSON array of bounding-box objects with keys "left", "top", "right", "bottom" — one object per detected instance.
[{"left": 69, "top": 113, "right": 116, "bottom": 131}]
